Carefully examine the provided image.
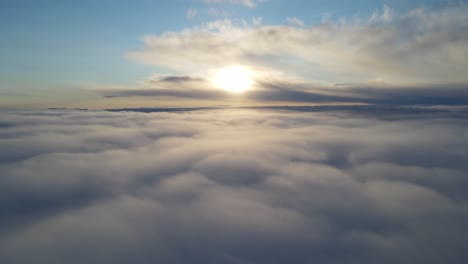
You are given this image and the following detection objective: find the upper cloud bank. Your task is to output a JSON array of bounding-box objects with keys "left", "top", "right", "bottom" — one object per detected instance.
[
  {"left": 1, "top": 107, "right": 468, "bottom": 263},
  {"left": 129, "top": 5, "right": 468, "bottom": 85},
  {"left": 116, "top": 5, "right": 468, "bottom": 106}
]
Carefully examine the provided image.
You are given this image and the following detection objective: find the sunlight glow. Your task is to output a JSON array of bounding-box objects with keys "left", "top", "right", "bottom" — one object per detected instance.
[{"left": 212, "top": 65, "right": 253, "bottom": 93}]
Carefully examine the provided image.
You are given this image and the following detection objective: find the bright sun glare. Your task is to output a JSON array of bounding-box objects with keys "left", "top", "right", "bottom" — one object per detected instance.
[{"left": 212, "top": 65, "right": 253, "bottom": 93}]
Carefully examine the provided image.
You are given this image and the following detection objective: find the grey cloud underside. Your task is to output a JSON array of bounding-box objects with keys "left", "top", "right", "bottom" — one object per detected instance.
[
  {"left": 100, "top": 79, "right": 468, "bottom": 105},
  {"left": 1, "top": 108, "right": 468, "bottom": 264},
  {"left": 102, "top": 75, "right": 229, "bottom": 99},
  {"left": 102, "top": 88, "right": 229, "bottom": 99},
  {"left": 107, "top": 105, "right": 468, "bottom": 120},
  {"left": 254, "top": 82, "right": 468, "bottom": 105},
  {"left": 158, "top": 76, "right": 205, "bottom": 83}
]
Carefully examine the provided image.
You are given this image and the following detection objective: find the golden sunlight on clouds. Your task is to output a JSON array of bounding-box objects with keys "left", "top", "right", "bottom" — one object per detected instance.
[{"left": 211, "top": 65, "right": 254, "bottom": 93}]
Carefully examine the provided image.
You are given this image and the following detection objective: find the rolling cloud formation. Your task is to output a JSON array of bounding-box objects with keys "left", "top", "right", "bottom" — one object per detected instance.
[{"left": 1, "top": 107, "right": 468, "bottom": 264}]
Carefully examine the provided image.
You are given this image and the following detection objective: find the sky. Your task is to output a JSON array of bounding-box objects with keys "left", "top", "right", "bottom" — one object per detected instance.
[
  {"left": 1, "top": 2, "right": 468, "bottom": 263},
  {"left": 1, "top": 0, "right": 467, "bottom": 108}
]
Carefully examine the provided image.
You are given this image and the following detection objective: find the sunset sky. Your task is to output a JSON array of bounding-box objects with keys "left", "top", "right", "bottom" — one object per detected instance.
[{"left": 1, "top": 0, "right": 467, "bottom": 108}]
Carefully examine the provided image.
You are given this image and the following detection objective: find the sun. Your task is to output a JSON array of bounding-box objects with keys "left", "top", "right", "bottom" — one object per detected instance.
[{"left": 212, "top": 65, "right": 253, "bottom": 93}]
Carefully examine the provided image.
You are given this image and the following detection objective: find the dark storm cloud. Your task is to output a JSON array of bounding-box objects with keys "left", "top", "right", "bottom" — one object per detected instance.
[{"left": 1, "top": 108, "right": 468, "bottom": 264}]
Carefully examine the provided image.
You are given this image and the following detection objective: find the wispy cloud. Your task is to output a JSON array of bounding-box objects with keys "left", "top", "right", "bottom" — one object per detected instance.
[
  {"left": 187, "top": 7, "right": 198, "bottom": 19},
  {"left": 199, "top": 0, "right": 265, "bottom": 8},
  {"left": 369, "top": 4, "right": 395, "bottom": 22},
  {"left": 252, "top": 16, "right": 263, "bottom": 26},
  {"left": 286, "top": 17, "right": 304, "bottom": 27}
]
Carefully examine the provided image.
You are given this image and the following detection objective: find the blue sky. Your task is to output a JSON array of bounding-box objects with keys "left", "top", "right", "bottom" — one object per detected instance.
[{"left": 0, "top": 0, "right": 467, "bottom": 108}]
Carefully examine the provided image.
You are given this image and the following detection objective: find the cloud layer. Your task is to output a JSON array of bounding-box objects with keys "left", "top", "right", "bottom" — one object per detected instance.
[{"left": 1, "top": 107, "right": 468, "bottom": 263}]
